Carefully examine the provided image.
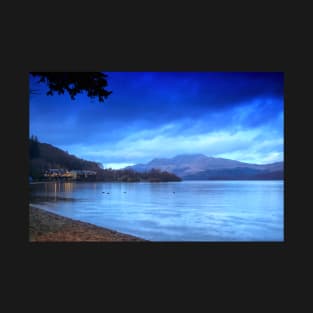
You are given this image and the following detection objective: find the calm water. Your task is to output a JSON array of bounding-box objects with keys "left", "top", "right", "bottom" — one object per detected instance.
[{"left": 29, "top": 180, "right": 284, "bottom": 241}]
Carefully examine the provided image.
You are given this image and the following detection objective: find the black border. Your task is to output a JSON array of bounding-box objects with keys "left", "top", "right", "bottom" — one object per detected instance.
[
  {"left": 25, "top": 73, "right": 289, "bottom": 247},
  {"left": 5, "top": 9, "right": 300, "bottom": 291},
  {"left": 27, "top": 72, "right": 286, "bottom": 247}
]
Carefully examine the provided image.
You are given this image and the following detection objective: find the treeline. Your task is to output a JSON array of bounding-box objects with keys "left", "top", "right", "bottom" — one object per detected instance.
[
  {"left": 95, "top": 168, "right": 181, "bottom": 182},
  {"left": 29, "top": 136, "right": 102, "bottom": 179},
  {"left": 29, "top": 137, "right": 181, "bottom": 182}
]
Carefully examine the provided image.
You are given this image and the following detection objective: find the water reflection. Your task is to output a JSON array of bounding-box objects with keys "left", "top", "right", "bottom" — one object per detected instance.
[
  {"left": 30, "top": 181, "right": 284, "bottom": 241},
  {"left": 31, "top": 181, "right": 75, "bottom": 203},
  {"left": 64, "top": 182, "right": 74, "bottom": 193},
  {"left": 43, "top": 181, "right": 74, "bottom": 193}
]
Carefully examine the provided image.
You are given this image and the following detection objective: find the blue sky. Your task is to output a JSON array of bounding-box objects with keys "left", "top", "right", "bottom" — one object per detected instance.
[{"left": 29, "top": 72, "right": 284, "bottom": 169}]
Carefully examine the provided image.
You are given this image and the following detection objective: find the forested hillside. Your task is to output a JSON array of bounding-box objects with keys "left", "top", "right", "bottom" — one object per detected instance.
[{"left": 29, "top": 137, "right": 181, "bottom": 182}]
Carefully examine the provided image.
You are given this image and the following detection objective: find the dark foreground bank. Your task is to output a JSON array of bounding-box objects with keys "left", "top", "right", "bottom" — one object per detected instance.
[{"left": 29, "top": 206, "right": 147, "bottom": 242}]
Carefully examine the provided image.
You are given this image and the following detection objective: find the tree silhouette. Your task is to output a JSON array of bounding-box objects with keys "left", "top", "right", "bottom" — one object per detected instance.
[
  {"left": 30, "top": 72, "right": 112, "bottom": 102},
  {"left": 29, "top": 135, "right": 40, "bottom": 159}
]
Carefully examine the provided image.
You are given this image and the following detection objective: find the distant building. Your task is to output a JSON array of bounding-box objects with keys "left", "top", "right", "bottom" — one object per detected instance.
[
  {"left": 69, "top": 170, "right": 97, "bottom": 179},
  {"left": 44, "top": 169, "right": 97, "bottom": 180},
  {"left": 44, "top": 169, "right": 74, "bottom": 179}
]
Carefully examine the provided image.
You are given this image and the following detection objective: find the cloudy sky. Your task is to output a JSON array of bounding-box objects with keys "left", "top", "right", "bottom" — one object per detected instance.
[{"left": 29, "top": 72, "right": 284, "bottom": 169}]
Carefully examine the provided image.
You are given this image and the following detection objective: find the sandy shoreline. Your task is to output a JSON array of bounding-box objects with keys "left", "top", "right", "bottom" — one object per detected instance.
[{"left": 29, "top": 206, "right": 147, "bottom": 242}]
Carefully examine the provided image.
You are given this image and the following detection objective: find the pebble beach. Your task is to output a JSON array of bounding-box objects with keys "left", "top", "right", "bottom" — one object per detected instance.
[{"left": 29, "top": 206, "right": 146, "bottom": 242}]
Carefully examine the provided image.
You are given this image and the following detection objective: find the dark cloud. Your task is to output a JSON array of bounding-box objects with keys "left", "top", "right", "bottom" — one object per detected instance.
[{"left": 29, "top": 72, "right": 284, "bottom": 165}]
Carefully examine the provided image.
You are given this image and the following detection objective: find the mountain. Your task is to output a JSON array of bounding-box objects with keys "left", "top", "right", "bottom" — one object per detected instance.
[{"left": 126, "top": 154, "right": 284, "bottom": 180}]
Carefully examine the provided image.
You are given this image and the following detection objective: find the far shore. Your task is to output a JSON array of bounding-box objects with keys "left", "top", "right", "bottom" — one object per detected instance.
[{"left": 29, "top": 206, "right": 147, "bottom": 242}]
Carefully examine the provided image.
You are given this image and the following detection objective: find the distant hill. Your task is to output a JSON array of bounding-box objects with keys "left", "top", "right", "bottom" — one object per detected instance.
[
  {"left": 183, "top": 168, "right": 284, "bottom": 180},
  {"left": 29, "top": 138, "right": 181, "bottom": 182},
  {"left": 126, "top": 154, "right": 284, "bottom": 180}
]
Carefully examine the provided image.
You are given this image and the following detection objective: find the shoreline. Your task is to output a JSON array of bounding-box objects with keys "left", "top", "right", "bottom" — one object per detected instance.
[{"left": 29, "top": 206, "right": 147, "bottom": 242}]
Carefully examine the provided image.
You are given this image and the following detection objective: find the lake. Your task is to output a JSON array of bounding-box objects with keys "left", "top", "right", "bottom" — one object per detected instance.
[{"left": 29, "top": 180, "right": 284, "bottom": 241}]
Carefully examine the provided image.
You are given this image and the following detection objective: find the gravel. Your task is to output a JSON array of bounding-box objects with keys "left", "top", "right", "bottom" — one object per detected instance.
[{"left": 29, "top": 206, "right": 147, "bottom": 242}]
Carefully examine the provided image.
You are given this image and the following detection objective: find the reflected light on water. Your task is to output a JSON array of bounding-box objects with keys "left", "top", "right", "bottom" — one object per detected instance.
[
  {"left": 44, "top": 181, "right": 74, "bottom": 193},
  {"left": 64, "top": 182, "right": 74, "bottom": 193}
]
